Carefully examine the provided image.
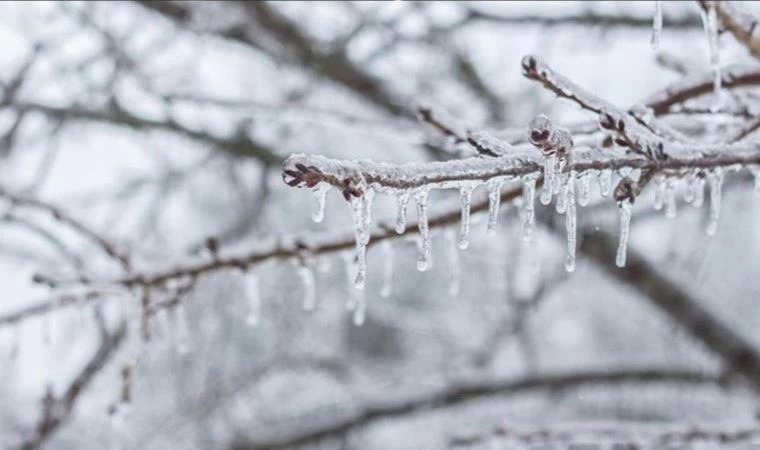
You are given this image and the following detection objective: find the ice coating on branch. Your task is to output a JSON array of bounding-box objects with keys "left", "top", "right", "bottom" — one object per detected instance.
[
  {"left": 653, "top": 178, "right": 666, "bottom": 211},
  {"left": 379, "top": 240, "right": 394, "bottom": 298},
  {"left": 447, "top": 230, "right": 461, "bottom": 297},
  {"left": 651, "top": 0, "right": 663, "bottom": 51},
  {"left": 599, "top": 169, "right": 612, "bottom": 198},
  {"left": 298, "top": 265, "right": 316, "bottom": 310},
  {"left": 616, "top": 200, "right": 633, "bottom": 268},
  {"left": 665, "top": 181, "right": 677, "bottom": 219},
  {"left": 486, "top": 179, "right": 504, "bottom": 234},
  {"left": 467, "top": 131, "right": 514, "bottom": 157},
  {"left": 522, "top": 175, "right": 537, "bottom": 241},
  {"left": 458, "top": 184, "right": 476, "bottom": 250},
  {"left": 578, "top": 172, "right": 591, "bottom": 207},
  {"left": 540, "top": 154, "right": 556, "bottom": 205},
  {"left": 706, "top": 168, "right": 724, "bottom": 236},
  {"left": 415, "top": 189, "right": 431, "bottom": 272},
  {"left": 311, "top": 185, "right": 328, "bottom": 223},
  {"left": 565, "top": 172, "right": 577, "bottom": 272},
  {"left": 395, "top": 192, "right": 410, "bottom": 234},
  {"left": 244, "top": 272, "right": 261, "bottom": 327}
]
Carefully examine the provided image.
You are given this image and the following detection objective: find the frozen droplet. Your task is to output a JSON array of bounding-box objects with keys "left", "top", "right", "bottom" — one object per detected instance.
[
  {"left": 599, "top": 169, "right": 612, "bottom": 198},
  {"left": 244, "top": 272, "right": 261, "bottom": 327},
  {"left": 458, "top": 184, "right": 475, "bottom": 250},
  {"left": 616, "top": 200, "right": 633, "bottom": 268},
  {"left": 395, "top": 192, "right": 410, "bottom": 234},
  {"left": 653, "top": 178, "right": 666, "bottom": 210},
  {"left": 311, "top": 185, "right": 328, "bottom": 223},
  {"left": 565, "top": 172, "right": 577, "bottom": 272},
  {"left": 447, "top": 230, "right": 461, "bottom": 297},
  {"left": 540, "top": 154, "right": 556, "bottom": 205},
  {"left": 298, "top": 265, "right": 317, "bottom": 310},
  {"left": 379, "top": 241, "right": 394, "bottom": 298},
  {"left": 578, "top": 172, "right": 591, "bottom": 207},
  {"left": 486, "top": 179, "right": 504, "bottom": 234},
  {"left": 522, "top": 175, "right": 537, "bottom": 241},
  {"left": 706, "top": 168, "right": 724, "bottom": 236},
  {"left": 665, "top": 181, "right": 677, "bottom": 219},
  {"left": 651, "top": 0, "right": 663, "bottom": 51},
  {"left": 415, "top": 189, "right": 431, "bottom": 272}
]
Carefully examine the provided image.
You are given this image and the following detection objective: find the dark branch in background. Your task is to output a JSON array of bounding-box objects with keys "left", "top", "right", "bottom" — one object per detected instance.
[
  {"left": 462, "top": 7, "right": 701, "bottom": 29},
  {"left": 230, "top": 368, "right": 721, "bottom": 450},
  {"left": 20, "top": 319, "right": 127, "bottom": 450}
]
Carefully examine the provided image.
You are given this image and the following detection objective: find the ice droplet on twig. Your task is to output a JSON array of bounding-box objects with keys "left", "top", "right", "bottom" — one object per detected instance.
[
  {"left": 458, "top": 184, "right": 475, "bottom": 250},
  {"left": 565, "top": 172, "right": 577, "bottom": 272},
  {"left": 522, "top": 175, "right": 537, "bottom": 241},
  {"left": 540, "top": 154, "right": 556, "bottom": 205},
  {"left": 379, "top": 240, "right": 394, "bottom": 298},
  {"left": 616, "top": 200, "right": 633, "bottom": 268},
  {"left": 244, "top": 271, "right": 261, "bottom": 327},
  {"left": 651, "top": 0, "right": 663, "bottom": 51},
  {"left": 599, "top": 169, "right": 612, "bottom": 198},
  {"left": 447, "top": 230, "right": 461, "bottom": 297},
  {"left": 311, "top": 185, "right": 328, "bottom": 223},
  {"left": 350, "top": 191, "right": 374, "bottom": 289},
  {"left": 415, "top": 189, "right": 431, "bottom": 272},
  {"left": 395, "top": 192, "right": 410, "bottom": 234},
  {"left": 706, "top": 168, "right": 724, "bottom": 236},
  {"left": 298, "top": 264, "right": 316, "bottom": 310},
  {"left": 486, "top": 179, "right": 503, "bottom": 234}
]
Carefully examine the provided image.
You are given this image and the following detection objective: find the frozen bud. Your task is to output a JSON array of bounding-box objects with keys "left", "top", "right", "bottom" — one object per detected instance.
[
  {"left": 550, "top": 126, "right": 573, "bottom": 154},
  {"left": 528, "top": 114, "right": 553, "bottom": 148},
  {"left": 614, "top": 177, "right": 637, "bottom": 203},
  {"left": 521, "top": 55, "right": 539, "bottom": 78}
]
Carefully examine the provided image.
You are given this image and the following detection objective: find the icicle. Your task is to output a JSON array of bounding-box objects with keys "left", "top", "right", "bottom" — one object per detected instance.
[
  {"left": 693, "top": 175, "right": 706, "bottom": 207},
  {"left": 379, "top": 240, "right": 394, "bottom": 298},
  {"left": 552, "top": 156, "right": 567, "bottom": 195},
  {"left": 361, "top": 190, "right": 375, "bottom": 245},
  {"left": 700, "top": 1, "right": 722, "bottom": 100},
  {"left": 578, "top": 172, "right": 591, "bottom": 207},
  {"left": 415, "top": 189, "right": 431, "bottom": 272},
  {"left": 353, "top": 288, "right": 367, "bottom": 326},
  {"left": 653, "top": 178, "right": 666, "bottom": 210},
  {"left": 458, "top": 184, "right": 475, "bottom": 250},
  {"left": 350, "top": 192, "right": 373, "bottom": 290},
  {"left": 447, "top": 230, "right": 461, "bottom": 297},
  {"left": 751, "top": 166, "right": 760, "bottom": 196},
  {"left": 486, "top": 179, "right": 503, "bottom": 234},
  {"left": 395, "top": 192, "right": 410, "bottom": 234},
  {"left": 665, "top": 181, "right": 677, "bottom": 219},
  {"left": 555, "top": 171, "right": 570, "bottom": 214},
  {"left": 244, "top": 272, "right": 261, "bottom": 327},
  {"left": 651, "top": 0, "right": 663, "bottom": 51},
  {"left": 311, "top": 185, "right": 328, "bottom": 223},
  {"left": 565, "top": 172, "right": 577, "bottom": 272},
  {"left": 684, "top": 173, "right": 697, "bottom": 203},
  {"left": 522, "top": 176, "right": 537, "bottom": 241},
  {"left": 298, "top": 265, "right": 316, "bottom": 310},
  {"left": 599, "top": 169, "right": 612, "bottom": 198},
  {"left": 540, "top": 154, "right": 556, "bottom": 205},
  {"left": 706, "top": 168, "right": 724, "bottom": 236},
  {"left": 616, "top": 200, "right": 633, "bottom": 268}
]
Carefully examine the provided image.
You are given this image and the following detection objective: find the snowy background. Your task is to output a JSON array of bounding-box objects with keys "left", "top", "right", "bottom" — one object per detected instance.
[{"left": 1, "top": 1, "right": 760, "bottom": 449}]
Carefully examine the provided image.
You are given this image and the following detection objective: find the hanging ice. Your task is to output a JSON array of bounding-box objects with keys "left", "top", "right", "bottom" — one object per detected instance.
[
  {"left": 379, "top": 240, "right": 394, "bottom": 298},
  {"left": 298, "top": 265, "right": 316, "bottom": 310},
  {"left": 350, "top": 191, "right": 374, "bottom": 289},
  {"left": 415, "top": 189, "right": 432, "bottom": 272},
  {"left": 653, "top": 178, "right": 665, "bottom": 210},
  {"left": 693, "top": 175, "right": 706, "bottom": 207},
  {"left": 311, "top": 185, "right": 329, "bottom": 223},
  {"left": 447, "top": 230, "right": 461, "bottom": 297},
  {"left": 684, "top": 173, "right": 697, "bottom": 203},
  {"left": 751, "top": 166, "right": 760, "bottom": 196},
  {"left": 616, "top": 200, "right": 633, "bottom": 268},
  {"left": 552, "top": 156, "right": 567, "bottom": 195},
  {"left": 706, "top": 168, "right": 724, "bottom": 236},
  {"left": 486, "top": 179, "right": 503, "bottom": 234},
  {"left": 565, "top": 172, "right": 577, "bottom": 272},
  {"left": 555, "top": 171, "right": 570, "bottom": 214},
  {"left": 540, "top": 154, "right": 556, "bottom": 205},
  {"left": 522, "top": 176, "right": 537, "bottom": 241},
  {"left": 599, "top": 169, "right": 612, "bottom": 198},
  {"left": 651, "top": 0, "right": 663, "bottom": 51},
  {"left": 353, "top": 289, "right": 367, "bottom": 326},
  {"left": 665, "top": 181, "right": 677, "bottom": 219},
  {"left": 395, "top": 192, "right": 410, "bottom": 234},
  {"left": 244, "top": 272, "right": 261, "bottom": 327},
  {"left": 458, "top": 184, "right": 475, "bottom": 250},
  {"left": 578, "top": 172, "right": 591, "bottom": 207},
  {"left": 700, "top": 1, "right": 722, "bottom": 99}
]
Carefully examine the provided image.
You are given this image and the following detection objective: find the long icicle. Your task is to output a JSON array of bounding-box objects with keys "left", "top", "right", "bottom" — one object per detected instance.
[
  {"left": 458, "top": 184, "right": 475, "bottom": 250},
  {"left": 522, "top": 175, "right": 537, "bottom": 241},
  {"left": 706, "top": 168, "right": 724, "bottom": 236},
  {"left": 565, "top": 172, "right": 577, "bottom": 272},
  {"left": 415, "top": 189, "right": 431, "bottom": 272},
  {"left": 447, "top": 230, "right": 461, "bottom": 297},
  {"left": 616, "top": 200, "right": 633, "bottom": 268},
  {"left": 486, "top": 179, "right": 504, "bottom": 234},
  {"left": 540, "top": 154, "right": 556, "bottom": 205}
]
